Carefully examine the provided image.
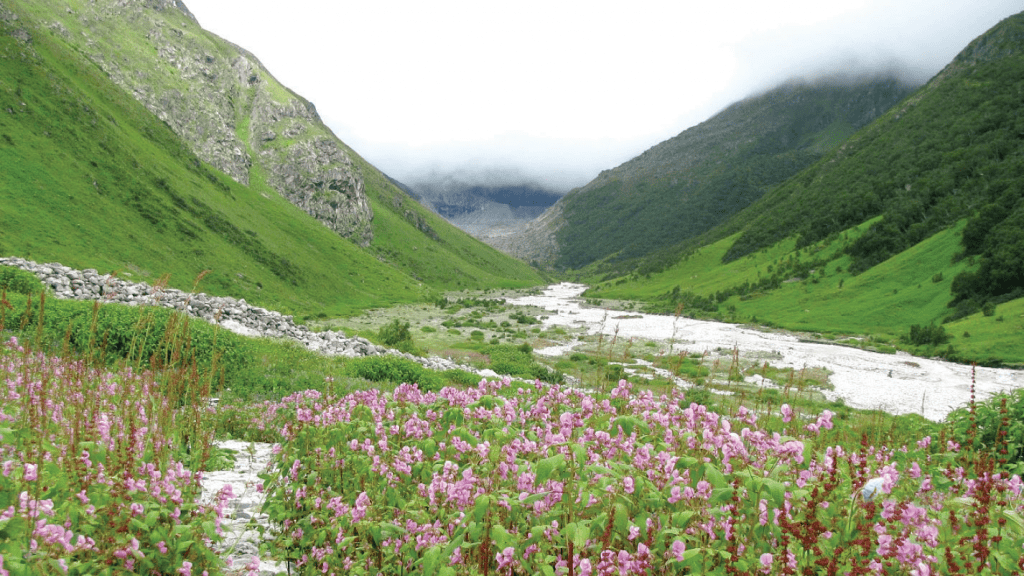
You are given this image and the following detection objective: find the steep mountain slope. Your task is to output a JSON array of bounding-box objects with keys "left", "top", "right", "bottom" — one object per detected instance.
[
  {"left": 502, "top": 76, "right": 916, "bottom": 269},
  {"left": 585, "top": 11, "right": 1024, "bottom": 364},
  {"left": 408, "top": 173, "right": 562, "bottom": 242},
  {"left": 710, "top": 10, "right": 1024, "bottom": 314},
  {"left": 0, "top": 0, "right": 542, "bottom": 316}
]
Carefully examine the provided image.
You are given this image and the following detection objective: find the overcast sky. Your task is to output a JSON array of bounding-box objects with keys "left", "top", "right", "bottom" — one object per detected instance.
[{"left": 183, "top": 0, "right": 1021, "bottom": 191}]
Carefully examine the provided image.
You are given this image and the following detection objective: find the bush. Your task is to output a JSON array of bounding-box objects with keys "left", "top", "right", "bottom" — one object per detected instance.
[
  {"left": 443, "top": 368, "right": 481, "bottom": 387},
  {"left": 982, "top": 301, "right": 996, "bottom": 317},
  {"left": 0, "top": 265, "right": 44, "bottom": 295},
  {"left": 903, "top": 323, "right": 949, "bottom": 346},
  {"left": 947, "top": 387, "right": 1024, "bottom": 472},
  {"left": 377, "top": 319, "right": 417, "bottom": 354},
  {"left": 345, "top": 354, "right": 443, "bottom": 391}
]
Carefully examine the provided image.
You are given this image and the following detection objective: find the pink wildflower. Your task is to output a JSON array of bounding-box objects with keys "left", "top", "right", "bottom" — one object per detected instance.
[{"left": 669, "top": 540, "right": 686, "bottom": 561}]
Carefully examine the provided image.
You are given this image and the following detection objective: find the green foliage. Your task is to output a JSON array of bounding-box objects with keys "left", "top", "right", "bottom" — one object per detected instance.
[
  {"left": 717, "top": 16, "right": 1024, "bottom": 308},
  {"left": 0, "top": 343, "right": 226, "bottom": 575},
  {"left": 0, "top": 265, "right": 44, "bottom": 295},
  {"left": 946, "top": 388, "right": 1024, "bottom": 473},
  {"left": 377, "top": 319, "right": 417, "bottom": 353},
  {"left": 344, "top": 354, "right": 444, "bottom": 391},
  {"left": 903, "top": 323, "right": 949, "bottom": 346},
  {"left": 0, "top": 291, "right": 350, "bottom": 399},
  {"left": 442, "top": 368, "right": 482, "bottom": 387},
  {"left": 553, "top": 79, "right": 913, "bottom": 269}
]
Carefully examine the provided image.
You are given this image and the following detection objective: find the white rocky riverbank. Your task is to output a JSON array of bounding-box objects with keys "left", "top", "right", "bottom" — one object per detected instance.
[
  {"left": 510, "top": 283, "right": 1024, "bottom": 421},
  {"left": 0, "top": 256, "right": 471, "bottom": 373}
]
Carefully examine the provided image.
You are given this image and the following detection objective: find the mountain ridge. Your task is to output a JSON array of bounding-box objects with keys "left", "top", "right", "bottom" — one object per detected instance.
[
  {"left": 583, "top": 10, "right": 1024, "bottom": 364},
  {"left": 0, "top": 0, "right": 543, "bottom": 316},
  {"left": 499, "top": 74, "right": 918, "bottom": 269}
]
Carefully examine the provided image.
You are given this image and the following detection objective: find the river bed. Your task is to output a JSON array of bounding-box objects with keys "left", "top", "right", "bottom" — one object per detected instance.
[{"left": 509, "top": 283, "right": 1024, "bottom": 421}]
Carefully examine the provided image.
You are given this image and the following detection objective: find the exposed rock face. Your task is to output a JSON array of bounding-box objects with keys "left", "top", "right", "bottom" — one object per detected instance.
[
  {"left": 483, "top": 201, "right": 564, "bottom": 264},
  {"left": 44, "top": 0, "right": 373, "bottom": 245}
]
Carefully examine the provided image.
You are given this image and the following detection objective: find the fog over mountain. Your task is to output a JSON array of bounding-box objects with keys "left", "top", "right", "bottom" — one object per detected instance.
[
  {"left": 183, "top": 1, "right": 1023, "bottom": 193},
  {"left": 405, "top": 168, "right": 564, "bottom": 239}
]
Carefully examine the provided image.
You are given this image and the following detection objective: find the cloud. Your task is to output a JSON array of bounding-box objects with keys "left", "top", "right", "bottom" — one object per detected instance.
[{"left": 186, "top": 0, "right": 1023, "bottom": 188}]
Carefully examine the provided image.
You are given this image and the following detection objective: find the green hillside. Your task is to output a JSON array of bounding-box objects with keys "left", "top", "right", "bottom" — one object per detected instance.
[
  {"left": 585, "top": 11, "right": 1024, "bottom": 365},
  {"left": 0, "top": 0, "right": 542, "bottom": 316},
  {"left": 549, "top": 77, "right": 915, "bottom": 270},
  {"left": 715, "top": 12, "right": 1024, "bottom": 311}
]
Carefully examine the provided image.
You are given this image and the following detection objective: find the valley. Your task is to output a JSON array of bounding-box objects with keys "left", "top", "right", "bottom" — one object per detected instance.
[
  {"left": 332, "top": 282, "right": 1023, "bottom": 421},
  {"left": 3, "top": 0, "right": 1024, "bottom": 573}
]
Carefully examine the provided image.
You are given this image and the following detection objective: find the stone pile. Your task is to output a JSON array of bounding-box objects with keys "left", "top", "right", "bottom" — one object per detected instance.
[{"left": 0, "top": 256, "right": 467, "bottom": 373}]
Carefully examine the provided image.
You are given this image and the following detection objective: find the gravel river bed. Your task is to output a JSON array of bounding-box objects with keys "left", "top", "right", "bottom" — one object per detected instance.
[{"left": 509, "top": 283, "right": 1024, "bottom": 421}]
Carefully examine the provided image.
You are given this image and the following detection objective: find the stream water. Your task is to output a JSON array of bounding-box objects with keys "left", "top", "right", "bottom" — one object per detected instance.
[{"left": 508, "top": 283, "right": 1024, "bottom": 421}]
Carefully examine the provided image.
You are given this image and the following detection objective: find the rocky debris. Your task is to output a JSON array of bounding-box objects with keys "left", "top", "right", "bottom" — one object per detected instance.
[
  {"left": 200, "top": 440, "right": 284, "bottom": 576},
  {"left": 0, "top": 257, "right": 471, "bottom": 374}
]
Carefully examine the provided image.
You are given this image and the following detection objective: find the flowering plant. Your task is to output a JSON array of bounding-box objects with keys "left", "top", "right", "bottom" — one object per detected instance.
[
  {"left": 0, "top": 337, "right": 226, "bottom": 575},
  {"left": 257, "top": 377, "right": 1024, "bottom": 575}
]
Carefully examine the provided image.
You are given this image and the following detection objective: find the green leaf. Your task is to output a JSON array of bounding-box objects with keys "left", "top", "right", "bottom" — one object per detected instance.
[
  {"left": 710, "top": 487, "right": 734, "bottom": 505},
  {"left": 613, "top": 502, "right": 630, "bottom": 538},
  {"left": 421, "top": 438, "right": 438, "bottom": 459},
  {"left": 702, "top": 463, "right": 728, "bottom": 489},
  {"left": 535, "top": 453, "right": 566, "bottom": 484},
  {"left": 765, "top": 478, "right": 786, "bottom": 507},
  {"left": 491, "top": 524, "right": 513, "bottom": 550},
  {"left": 472, "top": 494, "right": 491, "bottom": 523},
  {"left": 201, "top": 520, "right": 217, "bottom": 539},
  {"left": 572, "top": 523, "right": 590, "bottom": 549},
  {"left": 421, "top": 545, "right": 442, "bottom": 575},
  {"left": 144, "top": 510, "right": 161, "bottom": 528},
  {"left": 453, "top": 427, "right": 479, "bottom": 447}
]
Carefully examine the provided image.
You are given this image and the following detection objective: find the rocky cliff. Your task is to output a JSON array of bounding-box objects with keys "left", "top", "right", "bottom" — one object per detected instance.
[{"left": 33, "top": 0, "right": 373, "bottom": 245}]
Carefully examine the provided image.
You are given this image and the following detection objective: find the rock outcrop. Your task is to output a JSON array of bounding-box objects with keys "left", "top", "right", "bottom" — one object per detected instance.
[{"left": 43, "top": 0, "right": 373, "bottom": 245}]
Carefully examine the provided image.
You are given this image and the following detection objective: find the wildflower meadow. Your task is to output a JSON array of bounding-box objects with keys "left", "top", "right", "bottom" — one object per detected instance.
[
  {"left": 220, "top": 375, "right": 1024, "bottom": 575},
  {"left": 2, "top": 280, "right": 1024, "bottom": 575}
]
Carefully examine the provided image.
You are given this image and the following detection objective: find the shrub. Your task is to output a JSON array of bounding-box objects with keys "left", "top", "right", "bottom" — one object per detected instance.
[
  {"left": 903, "top": 323, "right": 948, "bottom": 346},
  {"left": 377, "top": 319, "right": 417, "bottom": 354},
  {"left": 344, "top": 354, "right": 443, "bottom": 391},
  {"left": 443, "top": 368, "right": 481, "bottom": 387},
  {"left": 0, "top": 265, "right": 44, "bottom": 295},
  {"left": 982, "top": 301, "right": 997, "bottom": 317}
]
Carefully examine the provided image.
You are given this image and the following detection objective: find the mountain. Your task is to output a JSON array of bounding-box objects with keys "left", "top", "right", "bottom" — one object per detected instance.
[
  {"left": 499, "top": 75, "right": 917, "bottom": 269},
  {"left": 406, "top": 171, "right": 562, "bottom": 243},
  {"left": 0, "top": 0, "right": 543, "bottom": 316},
  {"left": 585, "top": 10, "right": 1024, "bottom": 365}
]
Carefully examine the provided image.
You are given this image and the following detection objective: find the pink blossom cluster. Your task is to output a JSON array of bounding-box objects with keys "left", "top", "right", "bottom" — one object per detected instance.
[
  {"left": 254, "top": 375, "right": 1024, "bottom": 575},
  {"left": 0, "top": 337, "right": 227, "bottom": 574}
]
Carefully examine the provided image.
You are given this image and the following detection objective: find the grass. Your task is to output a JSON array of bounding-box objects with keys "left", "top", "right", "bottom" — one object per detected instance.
[
  {"left": 0, "top": 0, "right": 544, "bottom": 322},
  {"left": 585, "top": 218, "right": 1024, "bottom": 365},
  {"left": 5, "top": 268, "right": 1024, "bottom": 574}
]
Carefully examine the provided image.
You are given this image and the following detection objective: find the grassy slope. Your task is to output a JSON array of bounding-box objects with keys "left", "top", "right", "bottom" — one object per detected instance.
[
  {"left": 552, "top": 78, "right": 914, "bottom": 270},
  {"left": 584, "top": 13, "right": 1024, "bottom": 365},
  {"left": 587, "top": 219, "right": 1024, "bottom": 365},
  {"left": 0, "top": 1, "right": 542, "bottom": 316}
]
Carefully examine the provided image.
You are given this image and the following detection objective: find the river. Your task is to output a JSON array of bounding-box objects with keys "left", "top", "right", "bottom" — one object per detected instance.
[{"left": 509, "top": 283, "right": 1024, "bottom": 421}]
